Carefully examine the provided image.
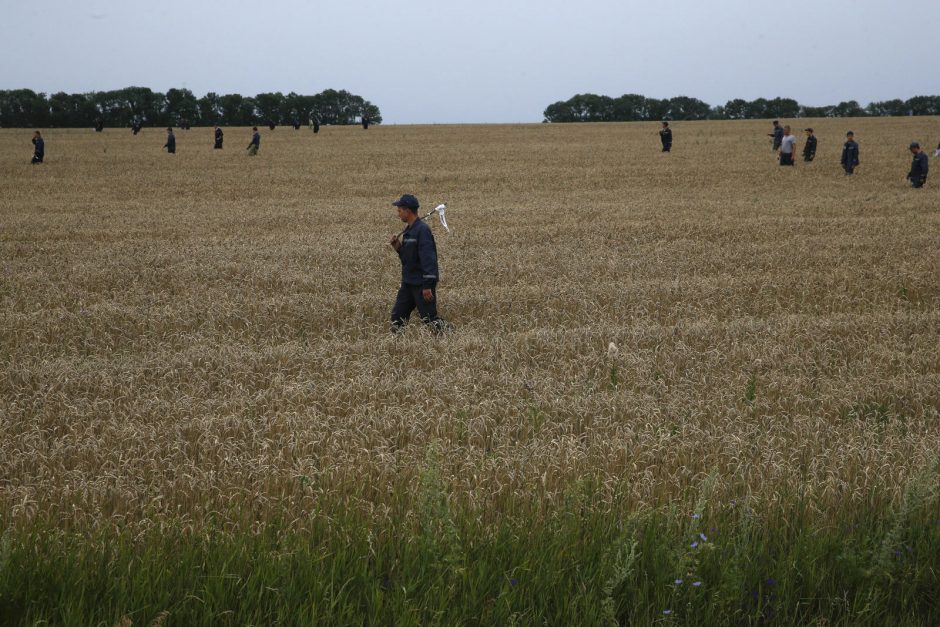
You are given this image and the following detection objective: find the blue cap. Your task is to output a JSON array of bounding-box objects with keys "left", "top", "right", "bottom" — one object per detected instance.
[{"left": 392, "top": 194, "right": 419, "bottom": 210}]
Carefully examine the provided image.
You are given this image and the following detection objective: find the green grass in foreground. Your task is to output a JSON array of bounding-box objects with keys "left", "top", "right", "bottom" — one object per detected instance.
[{"left": 1, "top": 477, "right": 938, "bottom": 626}]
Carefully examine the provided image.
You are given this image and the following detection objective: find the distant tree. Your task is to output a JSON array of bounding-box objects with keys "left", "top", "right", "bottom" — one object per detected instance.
[
  {"left": 866, "top": 99, "right": 907, "bottom": 116},
  {"left": 764, "top": 97, "right": 801, "bottom": 118},
  {"left": 666, "top": 96, "right": 711, "bottom": 120},
  {"left": 905, "top": 95, "right": 940, "bottom": 116},
  {"left": 800, "top": 105, "right": 831, "bottom": 117},
  {"left": 218, "top": 94, "right": 256, "bottom": 125},
  {"left": 830, "top": 100, "right": 866, "bottom": 117},
  {"left": 610, "top": 94, "right": 648, "bottom": 121},
  {"left": 254, "top": 92, "right": 286, "bottom": 124},
  {"left": 48, "top": 92, "right": 98, "bottom": 127},
  {"left": 0, "top": 89, "right": 51, "bottom": 127},
  {"left": 164, "top": 88, "right": 199, "bottom": 126},
  {"left": 721, "top": 99, "right": 750, "bottom": 120},
  {"left": 198, "top": 92, "right": 224, "bottom": 125}
]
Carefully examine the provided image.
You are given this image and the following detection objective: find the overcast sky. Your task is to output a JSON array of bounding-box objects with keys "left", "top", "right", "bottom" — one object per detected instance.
[{"left": 4, "top": 0, "right": 939, "bottom": 124}]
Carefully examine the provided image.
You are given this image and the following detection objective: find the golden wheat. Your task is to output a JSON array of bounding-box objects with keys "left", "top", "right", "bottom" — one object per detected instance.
[{"left": 1, "top": 119, "right": 938, "bottom": 532}]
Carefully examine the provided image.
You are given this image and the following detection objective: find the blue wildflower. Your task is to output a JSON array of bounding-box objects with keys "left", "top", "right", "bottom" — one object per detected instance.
[
  {"left": 692, "top": 513, "right": 701, "bottom": 519},
  {"left": 699, "top": 533, "right": 707, "bottom": 542},
  {"left": 663, "top": 609, "right": 672, "bottom": 615},
  {"left": 510, "top": 578, "right": 519, "bottom": 587},
  {"left": 691, "top": 541, "right": 699, "bottom": 549},
  {"left": 674, "top": 579, "right": 683, "bottom": 585},
  {"left": 692, "top": 581, "right": 702, "bottom": 587}
]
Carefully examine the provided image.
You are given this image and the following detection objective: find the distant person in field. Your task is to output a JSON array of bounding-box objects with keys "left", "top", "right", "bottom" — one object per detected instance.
[
  {"left": 907, "top": 142, "right": 928, "bottom": 188},
  {"left": 292, "top": 117, "right": 301, "bottom": 130},
  {"left": 311, "top": 115, "right": 320, "bottom": 134},
  {"left": 94, "top": 116, "right": 104, "bottom": 132},
  {"left": 768, "top": 120, "right": 783, "bottom": 151},
  {"left": 802, "top": 128, "right": 817, "bottom": 161},
  {"left": 659, "top": 121, "right": 672, "bottom": 152},
  {"left": 778, "top": 125, "right": 796, "bottom": 166},
  {"left": 214, "top": 126, "right": 224, "bottom": 149},
  {"left": 31, "top": 131, "right": 44, "bottom": 164},
  {"left": 362, "top": 113, "right": 371, "bottom": 129},
  {"left": 267, "top": 120, "right": 276, "bottom": 131},
  {"left": 841, "top": 131, "right": 859, "bottom": 175},
  {"left": 131, "top": 119, "right": 142, "bottom": 135},
  {"left": 247, "top": 127, "right": 260, "bottom": 156},
  {"left": 164, "top": 127, "right": 176, "bottom": 154}
]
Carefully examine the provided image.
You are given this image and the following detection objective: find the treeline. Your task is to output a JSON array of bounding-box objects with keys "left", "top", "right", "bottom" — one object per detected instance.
[
  {"left": 0, "top": 87, "right": 381, "bottom": 128},
  {"left": 543, "top": 94, "right": 940, "bottom": 122}
]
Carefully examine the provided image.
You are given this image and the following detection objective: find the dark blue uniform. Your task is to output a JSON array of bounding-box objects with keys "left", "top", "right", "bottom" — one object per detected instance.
[
  {"left": 770, "top": 125, "right": 783, "bottom": 151},
  {"left": 391, "top": 219, "right": 441, "bottom": 332},
  {"left": 31, "top": 136, "right": 44, "bottom": 164},
  {"left": 164, "top": 131, "right": 176, "bottom": 154},
  {"left": 908, "top": 152, "right": 928, "bottom": 188},
  {"left": 660, "top": 126, "right": 672, "bottom": 152},
  {"left": 803, "top": 135, "right": 817, "bottom": 161},
  {"left": 214, "top": 127, "right": 223, "bottom": 149},
  {"left": 841, "top": 140, "right": 859, "bottom": 174}
]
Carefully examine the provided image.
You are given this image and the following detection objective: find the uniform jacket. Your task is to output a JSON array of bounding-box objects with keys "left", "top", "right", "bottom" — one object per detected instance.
[
  {"left": 164, "top": 133, "right": 176, "bottom": 152},
  {"left": 841, "top": 140, "right": 859, "bottom": 167},
  {"left": 909, "top": 152, "right": 929, "bottom": 180},
  {"left": 32, "top": 137, "right": 44, "bottom": 158},
  {"left": 249, "top": 131, "right": 260, "bottom": 147},
  {"left": 803, "top": 135, "right": 817, "bottom": 158},
  {"left": 398, "top": 219, "right": 439, "bottom": 288},
  {"left": 660, "top": 128, "right": 672, "bottom": 145},
  {"left": 771, "top": 126, "right": 783, "bottom": 149}
]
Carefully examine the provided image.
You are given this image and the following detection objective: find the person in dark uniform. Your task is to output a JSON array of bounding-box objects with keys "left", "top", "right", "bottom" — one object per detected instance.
[
  {"left": 802, "top": 128, "right": 817, "bottom": 162},
  {"left": 388, "top": 194, "right": 449, "bottom": 335},
  {"left": 362, "top": 112, "right": 371, "bottom": 129},
  {"left": 841, "top": 131, "right": 859, "bottom": 175},
  {"left": 292, "top": 117, "right": 301, "bottom": 130},
  {"left": 659, "top": 121, "right": 672, "bottom": 152},
  {"left": 164, "top": 127, "right": 176, "bottom": 154},
  {"left": 247, "top": 127, "right": 260, "bottom": 155},
  {"left": 311, "top": 115, "right": 320, "bottom": 134},
  {"left": 214, "top": 126, "right": 224, "bottom": 149},
  {"left": 94, "top": 116, "right": 104, "bottom": 132},
  {"left": 768, "top": 120, "right": 783, "bottom": 151},
  {"left": 31, "top": 131, "right": 44, "bottom": 164},
  {"left": 907, "top": 142, "right": 928, "bottom": 188},
  {"left": 267, "top": 119, "right": 276, "bottom": 131},
  {"left": 131, "top": 118, "right": 142, "bottom": 135}
]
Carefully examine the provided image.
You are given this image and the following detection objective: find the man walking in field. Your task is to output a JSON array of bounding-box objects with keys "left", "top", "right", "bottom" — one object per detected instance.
[
  {"left": 659, "top": 121, "right": 672, "bottom": 152},
  {"left": 247, "top": 127, "right": 260, "bottom": 156},
  {"left": 778, "top": 125, "right": 797, "bottom": 166},
  {"left": 907, "top": 142, "right": 928, "bottom": 188},
  {"left": 803, "top": 128, "right": 817, "bottom": 162},
  {"left": 768, "top": 120, "right": 783, "bottom": 151},
  {"left": 388, "top": 194, "right": 450, "bottom": 335},
  {"left": 214, "top": 126, "right": 224, "bottom": 149},
  {"left": 841, "top": 131, "right": 859, "bottom": 175},
  {"left": 31, "top": 131, "right": 44, "bottom": 164},
  {"left": 163, "top": 127, "right": 176, "bottom": 154}
]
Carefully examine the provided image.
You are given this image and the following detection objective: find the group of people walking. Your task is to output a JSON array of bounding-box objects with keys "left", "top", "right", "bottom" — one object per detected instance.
[{"left": 767, "top": 119, "right": 929, "bottom": 187}]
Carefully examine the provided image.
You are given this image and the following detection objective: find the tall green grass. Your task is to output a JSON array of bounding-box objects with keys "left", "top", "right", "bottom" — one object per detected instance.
[{"left": 2, "top": 471, "right": 938, "bottom": 625}]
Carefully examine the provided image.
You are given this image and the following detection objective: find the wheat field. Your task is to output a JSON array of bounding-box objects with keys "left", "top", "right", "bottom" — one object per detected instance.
[{"left": 1, "top": 119, "right": 938, "bottom": 623}]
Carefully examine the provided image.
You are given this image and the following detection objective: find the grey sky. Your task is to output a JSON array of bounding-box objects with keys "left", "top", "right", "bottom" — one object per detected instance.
[{"left": 4, "top": 0, "right": 939, "bottom": 124}]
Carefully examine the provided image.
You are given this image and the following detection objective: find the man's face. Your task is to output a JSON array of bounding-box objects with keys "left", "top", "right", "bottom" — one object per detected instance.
[
  {"left": 397, "top": 206, "right": 411, "bottom": 222},
  {"left": 784, "top": 126, "right": 791, "bottom": 135}
]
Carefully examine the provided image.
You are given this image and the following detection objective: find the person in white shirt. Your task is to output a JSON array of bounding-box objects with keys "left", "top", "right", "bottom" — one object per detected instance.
[{"left": 778, "top": 125, "right": 797, "bottom": 166}]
